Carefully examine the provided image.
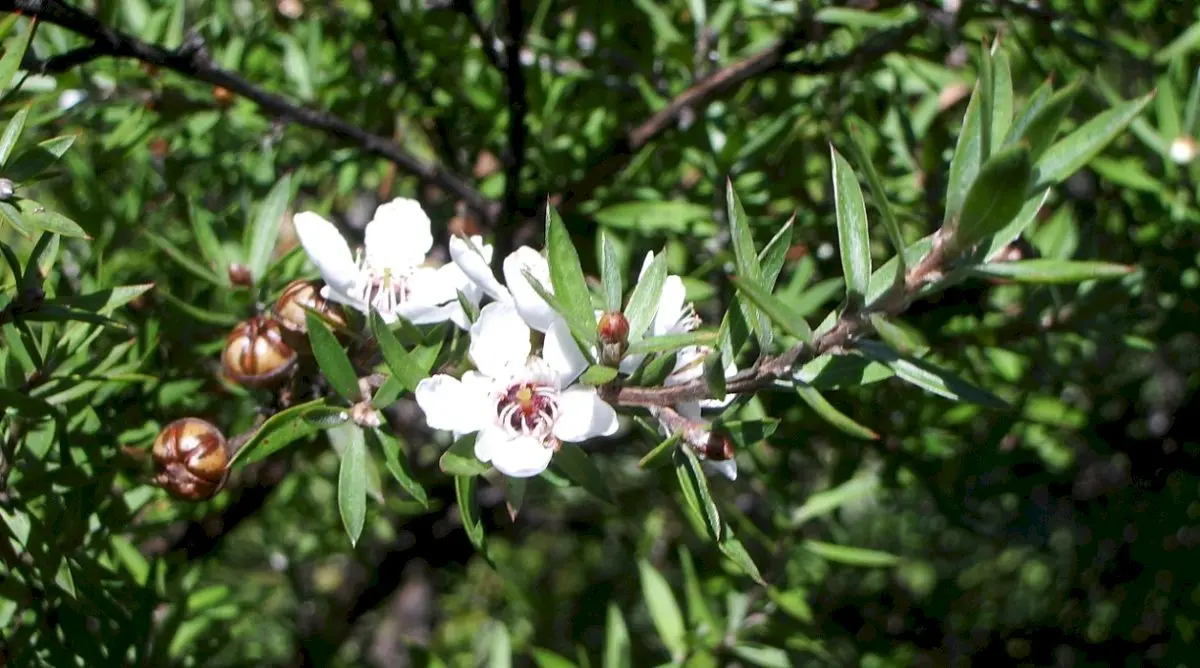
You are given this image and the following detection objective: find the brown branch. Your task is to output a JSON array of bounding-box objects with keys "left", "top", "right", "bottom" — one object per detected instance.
[
  {"left": 554, "top": 16, "right": 928, "bottom": 215},
  {"left": 609, "top": 229, "right": 951, "bottom": 408},
  {"left": 6, "top": 0, "right": 499, "bottom": 224},
  {"left": 497, "top": 0, "right": 528, "bottom": 263}
]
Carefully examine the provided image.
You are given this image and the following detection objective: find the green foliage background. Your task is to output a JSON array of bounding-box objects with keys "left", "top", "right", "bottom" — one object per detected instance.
[{"left": 2, "top": 0, "right": 1199, "bottom": 666}]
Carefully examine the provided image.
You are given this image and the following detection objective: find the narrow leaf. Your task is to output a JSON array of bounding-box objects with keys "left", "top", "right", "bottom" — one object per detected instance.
[
  {"left": 578, "top": 365, "right": 619, "bottom": 386},
  {"left": 545, "top": 203, "right": 597, "bottom": 344},
  {"left": 439, "top": 433, "right": 489, "bottom": 476},
  {"left": 0, "top": 105, "right": 30, "bottom": 167},
  {"left": 600, "top": 230, "right": 623, "bottom": 312},
  {"left": 803, "top": 540, "right": 901, "bottom": 567},
  {"left": 758, "top": 217, "right": 794, "bottom": 291},
  {"left": 791, "top": 475, "right": 879, "bottom": 526},
  {"left": 727, "top": 181, "right": 772, "bottom": 347},
  {"left": 637, "top": 560, "right": 686, "bottom": 658},
  {"left": 369, "top": 311, "right": 426, "bottom": 392},
  {"left": 730, "top": 276, "right": 812, "bottom": 343},
  {"left": 969, "top": 259, "right": 1134, "bottom": 283},
  {"left": 552, "top": 446, "right": 616, "bottom": 505},
  {"left": 246, "top": 174, "right": 293, "bottom": 283},
  {"left": 857, "top": 340, "right": 1007, "bottom": 408},
  {"left": 847, "top": 121, "right": 905, "bottom": 271},
  {"left": 455, "top": 475, "right": 486, "bottom": 551},
  {"left": 1009, "top": 79, "right": 1082, "bottom": 162},
  {"left": 603, "top": 604, "right": 631, "bottom": 668},
  {"left": 13, "top": 200, "right": 88, "bottom": 239},
  {"left": 625, "top": 330, "right": 717, "bottom": 356},
  {"left": 0, "top": 17, "right": 35, "bottom": 95},
  {"left": 1035, "top": 91, "right": 1155, "bottom": 188},
  {"left": 337, "top": 427, "right": 368, "bottom": 546},
  {"left": 622, "top": 251, "right": 667, "bottom": 341},
  {"left": 795, "top": 385, "right": 878, "bottom": 440},
  {"left": 945, "top": 78, "right": 985, "bottom": 221},
  {"left": 306, "top": 311, "right": 361, "bottom": 402},
  {"left": 231, "top": 400, "right": 344, "bottom": 465},
  {"left": 719, "top": 528, "right": 765, "bottom": 584},
  {"left": 950, "top": 143, "right": 1032, "bottom": 253},
  {"left": 830, "top": 147, "right": 872, "bottom": 305},
  {"left": 369, "top": 428, "right": 428, "bottom": 507},
  {"left": 674, "top": 447, "right": 721, "bottom": 541}
]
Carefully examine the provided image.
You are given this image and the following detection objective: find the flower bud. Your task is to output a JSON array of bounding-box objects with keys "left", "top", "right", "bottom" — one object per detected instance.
[
  {"left": 213, "top": 85, "right": 235, "bottom": 107},
  {"left": 222, "top": 316, "right": 297, "bottom": 388},
  {"left": 1170, "top": 136, "right": 1198, "bottom": 165},
  {"left": 597, "top": 311, "right": 630, "bottom": 365},
  {"left": 227, "top": 263, "right": 253, "bottom": 287},
  {"left": 152, "top": 418, "right": 231, "bottom": 501},
  {"left": 699, "top": 429, "right": 735, "bottom": 461},
  {"left": 0, "top": 178, "right": 14, "bottom": 200},
  {"left": 273, "top": 279, "right": 347, "bottom": 352}
]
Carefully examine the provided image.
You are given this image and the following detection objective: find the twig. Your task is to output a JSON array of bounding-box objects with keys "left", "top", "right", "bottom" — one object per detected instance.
[
  {"left": 554, "top": 16, "right": 927, "bottom": 215},
  {"left": 450, "top": 0, "right": 505, "bottom": 71},
  {"left": 608, "top": 229, "right": 950, "bottom": 408},
  {"left": 6, "top": 0, "right": 499, "bottom": 224}
]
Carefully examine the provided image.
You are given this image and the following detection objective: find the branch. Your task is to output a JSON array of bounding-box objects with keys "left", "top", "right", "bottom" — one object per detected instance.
[
  {"left": 609, "top": 228, "right": 950, "bottom": 408},
  {"left": 554, "top": 16, "right": 927, "bottom": 215},
  {"left": 5, "top": 0, "right": 499, "bottom": 224}
]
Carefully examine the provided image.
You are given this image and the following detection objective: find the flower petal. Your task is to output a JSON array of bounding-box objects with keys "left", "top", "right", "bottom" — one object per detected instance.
[
  {"left": 651, "top": 275, "right": 688, "bottom": 336},
  {"left": 704, "top": 458, "right": 738, "bottom": 481},
  {"left": 415, "top": 374, "right": 489, "bottom": 434},
  {"left": 476, "top": 428, "right": 554, "bottom": 478},
  {"left": 449, "top": 235, "right": 510, "bottom": 304},
  {"left": 543, "top": 317, "right": 588, "bottom": 387},
  {"left": 366, "top": 198, "right": 432, "bottom": 272},
  {"left": 293, "top": 212, "right": 358, "bottom": 297},
  {"left": 469, "top": 302, "right": 532, "bottom": 379},
  {"left": 503, "top": 246, "right": 557, "bottom": 332},
  {"left": 553, "top": 387, "right": 619, "bottom": 442}
]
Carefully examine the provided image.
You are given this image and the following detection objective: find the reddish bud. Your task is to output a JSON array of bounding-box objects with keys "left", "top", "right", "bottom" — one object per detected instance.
[
  {"left": 597, "top": 311, "right": 630, "bottom": 366},
  {"left": 213, "top": 85, "right": 235, "bottom": 107},
  {"left": 700, "top": 429, "right": 735, "bottom": 461},
  {"left": 227, "top": 263, "right": 253, "bottom": 287},
  {"left": 152, "top": 418, "right": 231, "bottom": 501}
]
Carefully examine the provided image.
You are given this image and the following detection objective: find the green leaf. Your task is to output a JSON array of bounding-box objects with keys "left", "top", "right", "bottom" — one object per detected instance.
[
  {"left": 727, "top": 181, "right": 772, "bottom": 348},
  {"left": 758, "top": 217, "right": 794, "bottom": 291},
  {"left": 371, "top": 375, "right": 405, "bottom": 409},
  {"left": 950, "top": 143, "right": 1032, "bottom": 253},
  {"left": 857, "top": 340, "right": 1007, "bottom": 408},
  {"left": 593, "top": 200, "right": 711, "bottom": 234},
  {"left": 603, "top": 603, "right": 632, "bottom": 668},
  {"left": 369, "top": 428, "right": 428, "bottom": 507},
  {"left": 0, "top": 105, "right": 30, "bottom": 167},
  {"left": 6, "top": 136, "right": 76, "bottom": 183},
  {"left": 246, "top": 173, "right": 293, "bottom": 284},
  {"left": 803, "top": 540, "right": 901, "bottom": 567},
  {"left": 552, "top": 446, "right": 615, "bottom": 506},
  {"left": 730, "top": 276, "right": 812, "bottom": 343},
  {"left": 0, "top": 16, "right": 35, "bottom": 94},
  {"left": 1034, "top": 91, "right": 1155, "bottom": 188},
  {"left": 0, "top": 201, "right": 29, "bottom": 236},
  {"left": 1003, "top": 76, "right": 1054, "bottom": 149},
  {"left": 1008, "top": 79, "right": 1082, "bottom": 162},
  {"left": 945, "top": 77, "right": 985, "bottom": 221},
  {"left": 638, "top": 431, "right": 680, "bottom": 470},
  {"left": 637, "top": 560, "right": 686, "bottom": 659},
  {"left": 868, "top": 313, "right": 929, "bottom": 356},
  {"left": 147, "top": 232, "right": 223, "bottom": 285},
  {"left": 487, "top": 622, "right": 512, "bottom": 668},
  {"left": 730, "top": 644, "right": 791, "bottom": 668},
  {"left": 719, "top": 528, "right": 765, "bottom": 584},
  {"left": 978, "top": 40, "right": 994, "bottom": 164},
  {"left": 625, "top": 330, "right": 717, "bottom": 356},
  {"left": 791, "top": 475, "right": 879, "bottom": 526},
  {"left": 970, "top": 259, "right": 1134, "bottom": 284},
  {"left": 545, "top": 203, "right": 597, "bottom": 345},
  {"left": 795, "top": 385, "right": 877, "bottom": 440},
  {"left": 623, "top": 251, "right": 667, "bottom": 341},
  {"left": 230, "top": 400, "right": 345, "bottom": 465},
  {"left": 337, "top": 426, "right": 368, "bottom": 547},
  {"left": 600, "top": 230, "right": 623, "bottom": 312},
  {"left": 307, "top": 310, "right": 361, "bottom": 403},
  {"left": 158, "top": 290, "right": 240, "bottom": 326},
  {"left": 990, "top": 46, "right": 1014, "bottom": 153},
  {"left": 532, "top": 648, "right": 577, "bottom": 668},
  {"left": 679, "top": 546, "right": 718, "bottom": 633},
  {"left": 183, "top": 196, "right": 227, "bottom": 282},
  {"left": 439, "top": 433, "right": 489, "bottom": 476},
  {"left": 49, "top": 284, "right": 154, "bottom": 315},
  {"left": 13, "top": 200, "right": 89, "bottom": 239},
  {"left": 369, "top": 311, "right": 426, "bottom": 392},
  {"left": 456, "top": 475, "right": 487, "bottom": 551},
  {"left": 830, "top": 147, "right": 872, "bottom": 305},
  {"left": 578, "top": 365, "right": 619, "bottom": 386},
  {"left": 847, "top": 121, "right": 905, "bottom": 272},
  {"left": 675, "top": 447, "right": 721, "bottom": 541}
]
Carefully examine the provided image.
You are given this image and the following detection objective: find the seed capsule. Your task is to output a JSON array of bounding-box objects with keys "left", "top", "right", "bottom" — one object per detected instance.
[
  {"left": 273, "top": 279, "right": 346, "bottom": 351},
  {"left": 152, "top": 418, "right": 231, "bottom": 501},
  {"left": 222, "top": 316, "right": 297, "bottom": 388}
]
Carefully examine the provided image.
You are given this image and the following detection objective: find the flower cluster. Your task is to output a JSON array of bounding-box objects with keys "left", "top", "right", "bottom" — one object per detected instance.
[{"left": 294, "top": 198, "right": 738, "bottom": 479}]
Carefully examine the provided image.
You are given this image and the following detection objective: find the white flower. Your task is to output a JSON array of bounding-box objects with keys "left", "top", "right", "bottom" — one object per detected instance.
[
  {"left": 450, "top": 242, "right": 559, "bottom": 332},
  {"left": 415, "top": 302, "right": 620, "bottom": 478},
  {"left": 293, "top": 198, "right": 485, "bottom": 328},
  {"left": 57, "top": 89, "right": 86, "bottom": 111}
]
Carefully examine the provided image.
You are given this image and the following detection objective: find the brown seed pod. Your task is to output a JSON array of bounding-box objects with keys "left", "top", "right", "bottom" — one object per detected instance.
[
  {"left": 273, "top": 279, "right": 347, "bottom": 351},
  {"left": 222, "top": 316, "right": 297, "bottom": 388},
  {"left": 152, "top": 418, "right": 231, "bottom": 501}
]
